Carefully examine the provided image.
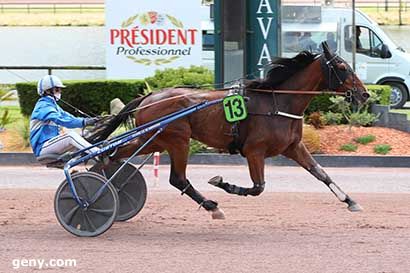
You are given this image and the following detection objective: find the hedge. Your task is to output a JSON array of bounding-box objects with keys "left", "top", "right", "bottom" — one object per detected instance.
[
  {"left": 17, "top": 80, "right": 145, "bottom": 116},
  {"left": 306, "top": 84, "right": 392, "bottom": 114},
  {"left": 305, "top": 94, "right": 333, "bottom": 115},
  {"left": 365, "top": 84, "right": 391, "bottom": 106},
  {"left": 145, "top": 66, "right": 214, "bottom": 89}
]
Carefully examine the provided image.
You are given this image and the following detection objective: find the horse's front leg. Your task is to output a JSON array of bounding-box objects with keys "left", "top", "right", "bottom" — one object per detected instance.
[
  {"left": 209, "top": 153, "right": 265, "bottom": 196},
  {"left": 166, "top": 138, "right": 225, "bottom": 219},
  {"left": 283, "top": 142, "right": 362, "bottom": 212}
]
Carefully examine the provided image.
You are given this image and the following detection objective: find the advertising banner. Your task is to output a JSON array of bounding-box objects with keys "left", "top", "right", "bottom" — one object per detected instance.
[{"left": 106, "top": 0, "right": 202, "bottom": 79}]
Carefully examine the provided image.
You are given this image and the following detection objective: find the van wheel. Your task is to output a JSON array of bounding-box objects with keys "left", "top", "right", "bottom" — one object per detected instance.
[{"left": 386, "top": 82, "right": 408, "bottom": 109}]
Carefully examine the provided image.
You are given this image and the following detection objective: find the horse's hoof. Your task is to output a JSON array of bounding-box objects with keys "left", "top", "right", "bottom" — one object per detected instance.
[
  {"left": 211, "top": 208, "right": 225, "bottom": 220},
  {"left": 348, "top": 202, "right": 363, "bottom": 212},
  {"left": 208, "top": 176, "right": 223, "bottom": 186}
]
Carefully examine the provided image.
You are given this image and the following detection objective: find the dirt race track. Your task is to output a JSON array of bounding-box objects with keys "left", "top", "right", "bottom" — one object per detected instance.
[{"left": 1, "top": 189, "right": 410, "bottom": 273}]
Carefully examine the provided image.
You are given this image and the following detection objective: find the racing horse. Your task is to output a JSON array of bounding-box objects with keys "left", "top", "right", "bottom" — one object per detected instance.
[{"left": 87, "top": 43, "right": 369, "bottom": 219}]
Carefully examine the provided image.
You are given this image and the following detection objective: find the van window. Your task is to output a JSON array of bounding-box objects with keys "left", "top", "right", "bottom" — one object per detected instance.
[
  {"left": 202, "top": 30, "right": 214, "bottom": 51},
  {"left": 344, "top": 26, "right": 385, "bottom": 58},
  {"left": 282, "top": 31, "right": 337, "bottom": 53}
]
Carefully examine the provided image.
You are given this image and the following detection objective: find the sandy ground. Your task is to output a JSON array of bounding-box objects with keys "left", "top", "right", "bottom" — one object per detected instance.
[{"left": 1, "top": 189, "right": 410, "bottom": 273}]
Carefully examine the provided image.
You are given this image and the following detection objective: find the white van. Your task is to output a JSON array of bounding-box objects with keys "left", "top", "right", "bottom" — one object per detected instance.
[
  {"left": 200, "top": 5, "right": 215, "bottom": 71},
  {"left": 282, "top": 6, "right": 410, "bottom": 108}
]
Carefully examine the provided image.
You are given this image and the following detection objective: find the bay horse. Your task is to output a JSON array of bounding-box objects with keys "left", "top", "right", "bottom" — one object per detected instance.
[{"left": 88, "top": 43, "right": 369, "bottom": 219}]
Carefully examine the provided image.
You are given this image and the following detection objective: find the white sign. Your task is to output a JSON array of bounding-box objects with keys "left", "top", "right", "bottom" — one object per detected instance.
[{"left": 106, "top": 0, "right": 203, "bottom": 79}]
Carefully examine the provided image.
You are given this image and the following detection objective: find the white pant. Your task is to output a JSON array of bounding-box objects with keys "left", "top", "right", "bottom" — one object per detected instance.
[{"left": 39, "top": 131, "right": 99, "bottom": 156}]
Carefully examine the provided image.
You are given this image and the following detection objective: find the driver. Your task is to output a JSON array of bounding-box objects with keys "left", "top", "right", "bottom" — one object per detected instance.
[{"left": 30, "top": 75, "right": 99, "bottom": 158}]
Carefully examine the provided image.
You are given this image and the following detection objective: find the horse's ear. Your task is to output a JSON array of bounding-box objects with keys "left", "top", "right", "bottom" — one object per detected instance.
[{"left": 321, "top": 41, "right": 333, "bottom": 60}]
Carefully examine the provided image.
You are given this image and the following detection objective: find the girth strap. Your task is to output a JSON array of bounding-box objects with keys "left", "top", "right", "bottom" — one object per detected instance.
[{"left": 227, "top": 122, "right": 243, "bottom": 155}]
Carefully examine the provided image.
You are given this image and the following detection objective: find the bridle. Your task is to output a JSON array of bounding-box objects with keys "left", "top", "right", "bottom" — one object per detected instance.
[{"left": 320, "top": 53, "right": 357, "bottom": 103}]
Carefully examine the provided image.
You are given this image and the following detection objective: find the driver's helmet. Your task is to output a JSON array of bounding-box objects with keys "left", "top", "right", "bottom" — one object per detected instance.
[{"left": 37, "top": 75, "right": 66, "bottom": 96}]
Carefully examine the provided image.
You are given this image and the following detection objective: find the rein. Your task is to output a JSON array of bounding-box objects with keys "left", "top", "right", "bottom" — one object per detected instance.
[
  {"left": 245, "top": 88, "right": 346, "bottom": 96},
  {"left": 113, "top": 91, "right": 208, "bottom": 118},
  {"left": 215, "top": 86, "right": 345, "bottom": 96},
  {"left": 115, "top": 87, "right": 347, "bottom": 121},
  {"left": 239, "top": 87, "right": 348, "bottom": 120}
]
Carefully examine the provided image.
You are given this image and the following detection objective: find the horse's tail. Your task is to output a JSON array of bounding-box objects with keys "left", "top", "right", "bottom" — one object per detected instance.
[{"left": 85, "top": 93, "right": 151, "bottom": 144}]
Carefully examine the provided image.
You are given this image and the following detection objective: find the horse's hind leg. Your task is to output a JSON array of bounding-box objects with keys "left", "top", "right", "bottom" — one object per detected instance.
[
  {"left": 165, "top": 138, "right": 225, "bottom": 219},
  {"left": 283, "top": 142, "right": 362, "bottom": 212},
  {"left": 209, "top": 153, "right": 266, "bottom": 196}
]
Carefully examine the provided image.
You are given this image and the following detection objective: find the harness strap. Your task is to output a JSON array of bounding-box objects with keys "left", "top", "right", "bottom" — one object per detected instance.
[
  {"left": 276, "top": 111, "right": 304, "bottom": 120},
  {"left": 271, "top": 91, "right": 304, "bottom": 120},
  {"left": 249, "top": 90, "right": 304, "bottom": 120},
  {"left": 180, "top": 182, "right": 192, "bottom": 196},
  {"left": 246, "top": 88, "right": 345, "bottom": 96},
  {"left": 227, "top": 122, "right": 242, "bottom": 155}
]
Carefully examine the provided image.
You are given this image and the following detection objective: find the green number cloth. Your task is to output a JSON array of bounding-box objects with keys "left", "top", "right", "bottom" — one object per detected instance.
[{"left": 223, "top": 95, "right": 248, "bottom": 123}]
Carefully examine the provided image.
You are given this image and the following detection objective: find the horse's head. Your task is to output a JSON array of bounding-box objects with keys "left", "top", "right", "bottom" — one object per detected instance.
[{"left": 320, "top": 42, "right": 370, "bottom": 104}]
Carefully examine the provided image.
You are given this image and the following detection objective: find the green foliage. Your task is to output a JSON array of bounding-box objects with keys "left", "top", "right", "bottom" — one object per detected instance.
[
  {"left": 0, "top": 91, "right": 14, "bottom": 101},
  {"left": 0, "top": 88, "right": 14, "bottom": 129},
  {"left": 374, "top": 144, "right": 392, "bottom": 155},
  {"left": 349, "top": 111, "right": 379, "bottom": 127},
  {"left": 0, "top": 109, "right": 12, "bottom": 128},
  {"left": 0, "top": 84, "right": 15, "bottom": 96},
  {"left": 306, "top": 94, "right": 333, "bottom": 115},
  {"left": 1, "top": 106, "right": 23, "bottom": 130},
  {"left": 354, "top": 135, "right": 376, "bottom": 145},
  {"left": 145, "top": 66, "right": 214, "bottom": 90},
  {"left": 189, "top": 139, "right": 208, "bottom": 155},
  {"left": 16, "top": 116, "right": 31, "bottom": 148},
  {"left": 323, "top": 111, "right": 343, "bottom": 125},
  {"left": 366, "top": 85, "right": 391, "bottom": 106},
  {"left": 340, "top": 143, "right": 358, "bottom": 152},
  {"left": 329, "top": 96, "right": 378, "bottom": 127},
  {"left": 306, "top": 84, "right": 391, "bottom": 114},
  {"left": 16, "top": 80, "right": 146, "bottom": 116}
]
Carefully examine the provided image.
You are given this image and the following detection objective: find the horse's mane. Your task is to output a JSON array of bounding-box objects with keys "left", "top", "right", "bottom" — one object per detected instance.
[{"left": 246, "top": 51, "right": 319, "bottom": 89}]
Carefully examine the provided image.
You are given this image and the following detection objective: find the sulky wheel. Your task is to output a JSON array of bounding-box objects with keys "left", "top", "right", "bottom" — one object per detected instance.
[
  {"left": 90, "top": 161, "right": 147, "bottom": 222},
  {"left": 54, "top": 172, "right": 119, "bottom": 237}
]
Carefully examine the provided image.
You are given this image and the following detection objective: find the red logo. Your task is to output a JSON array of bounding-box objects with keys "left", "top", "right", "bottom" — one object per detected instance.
[{"left": 109, "top": 12, "right": 199, "bottom": 66}]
